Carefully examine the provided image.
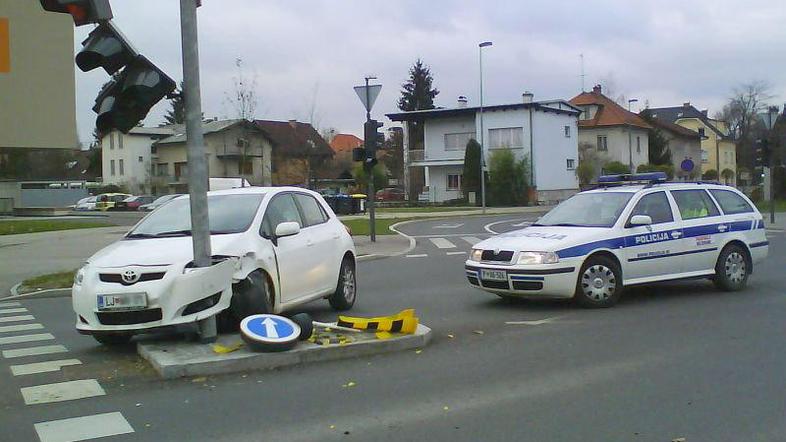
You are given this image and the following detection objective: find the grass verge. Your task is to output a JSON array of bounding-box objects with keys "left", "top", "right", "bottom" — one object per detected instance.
[
  {"left": 755, "top": 200, "right": 786, "bottom": 213},
  {"left": 20, "top": 270, "right": 76, "bottom": 292},
  {"left": 342, "top": 217, "right": 414, "bottom": 236},
  {"left": 0, "top": 220, "right": 112, "bottom": 236},
  {"left": 376, "top": 206, "right": 478, "bottom": 213}
]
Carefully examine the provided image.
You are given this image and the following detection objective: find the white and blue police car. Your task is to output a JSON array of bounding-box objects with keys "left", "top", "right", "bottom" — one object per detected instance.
[{"left": 465, "top": 173, "right": 769, "bottom": 308}]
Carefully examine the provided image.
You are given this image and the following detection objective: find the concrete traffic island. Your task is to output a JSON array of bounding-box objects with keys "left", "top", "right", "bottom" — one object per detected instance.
[{"left": 138, "top": 323, "right": 432, "bottom": 379}]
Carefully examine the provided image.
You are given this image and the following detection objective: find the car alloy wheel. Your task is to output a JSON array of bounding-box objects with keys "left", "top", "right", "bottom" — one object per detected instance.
[{"left": 342, "top": 265, "right": 356, "bottom": 304}]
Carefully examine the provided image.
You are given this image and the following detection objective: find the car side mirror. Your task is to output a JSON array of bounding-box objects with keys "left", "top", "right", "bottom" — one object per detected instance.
[
  {"left": 629, "top": 215, "right": 653, "bottom": 227},
  {"left": 275, "top": 221, "right": 300, "bottom": 238}
]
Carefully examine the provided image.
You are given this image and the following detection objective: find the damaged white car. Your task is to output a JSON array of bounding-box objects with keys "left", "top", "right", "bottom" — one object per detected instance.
[{"left": 72, "top": 187, "right": 357, "bottom": 345}]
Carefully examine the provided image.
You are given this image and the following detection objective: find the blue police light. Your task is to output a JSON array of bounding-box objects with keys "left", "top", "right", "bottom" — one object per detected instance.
[{"left": 597, "top": 172, "right": 668, "bottom": 184}]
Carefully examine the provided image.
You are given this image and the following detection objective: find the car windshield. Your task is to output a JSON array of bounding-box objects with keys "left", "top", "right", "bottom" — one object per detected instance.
[
  {"left": 128, "top": 193, "right": 265, "bottom": 237},
  {"left": 535, "top": 192, "right": 634, "bottom": 228}
]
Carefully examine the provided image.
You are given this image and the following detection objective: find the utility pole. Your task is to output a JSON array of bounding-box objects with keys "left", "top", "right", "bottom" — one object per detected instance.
[
  {"left": 353, "top": 77, "right": 382, "bottom": 242},
  {"left": 180, "top": 0, "right": 215, "bottom": 341},
  {"left": 365, "top": 76, "right": 376, "bottom": 242}
]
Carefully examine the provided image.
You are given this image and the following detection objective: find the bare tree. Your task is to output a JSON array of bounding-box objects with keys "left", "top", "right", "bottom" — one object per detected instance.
[
  {"left": 716, "top": 80, "right": 774, "bottom": 176},
  {"left": 224, "top": 57, "right": 259, "bottom": 121}
]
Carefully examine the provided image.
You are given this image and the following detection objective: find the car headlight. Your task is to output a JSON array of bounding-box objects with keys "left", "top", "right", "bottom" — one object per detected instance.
[
  {"left": 516, "top": 251, "right": 559, "bottom": 265},
  {"left": 470, "top": 248, "right": 483, "bottom": 262},
  {"left": 74, "top": 265, "right": 87, "bottom": 286}
]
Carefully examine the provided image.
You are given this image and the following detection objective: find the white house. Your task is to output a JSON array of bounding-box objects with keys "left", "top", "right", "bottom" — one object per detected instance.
[
  {"left": 387, "top": 93, "right": 580, "bottom": 203},
  {"left": 101, "top": 126, "right": 176, "bottom": 193}
]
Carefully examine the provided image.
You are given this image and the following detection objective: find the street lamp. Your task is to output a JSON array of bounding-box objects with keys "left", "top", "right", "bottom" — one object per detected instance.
[
  {"left": 478, "top": 41, "right": 492, "bottom": 214},
  {"left": 627, "top": 98, "right": 638, "bottom": 172},
  {"left": 627, "top": 98, "right": 638, "bottom": 112}
]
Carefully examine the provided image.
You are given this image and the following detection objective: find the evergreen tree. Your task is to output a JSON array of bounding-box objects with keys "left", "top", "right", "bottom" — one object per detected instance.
[
  {"left": 640, "top": 110, "right": 672, "bottom": 165},
  {"left": 163, "top": 81, "right": 186, "bottom": 125},
  {"left": 397, "top": 59, "right": 439, "bottom": 112},
  {"left": 462, "top": 139, "right": 481, "bottom": 204}
]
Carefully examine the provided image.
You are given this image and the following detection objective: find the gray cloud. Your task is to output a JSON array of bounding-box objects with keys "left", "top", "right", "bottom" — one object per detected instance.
[{"left": 74, "top": 0, "right": 785, "bottom": 144}]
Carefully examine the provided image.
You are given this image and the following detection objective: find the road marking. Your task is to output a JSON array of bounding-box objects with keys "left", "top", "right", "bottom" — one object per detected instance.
[
  {"left": 429, "top": 237, "right": 456, "bottom": 249},
  {"left": 0, "top": 323, "right": 44, "bottom": 333},
  {"left": 0, "top": 308, "right": 28, "bottom": 315},
  {"left": 511, "top": 221, "right": 533, "bottom": 227},
  {"left": 434, "top": 223, "right": 464, "bottom": 229},
  {"left": 11, "top": 359, "right": 82, "bottom": 376},
  {"left": 411, "top": 233, "right": 490, "bottom": 238},
  {"left": 462, "top": 236, "right": 483, "bottom": 245},
  {"left": 35, "top": 412, "right": 134, "bottom": 442},
  {"left": 2, "top": 344, "right": 67, "bottom": 359},
  {"left": 0, "top": 301, "right": 21, "bottom": 308},
  {"left": 21, "top": 379, "right": 106, "bottom": 405},
  {"left": 484, "top": 219, "right": 522, "bottom": 234},
  {"left": 405, "top": 254, "right": 428, "bottom": 258},
  {"left": 505, "top": 316, "right": 562, "bottom": 326},
  {"left": 446, "top": 251, "right": 467, "bottom": 256},
  {"left": 0, "top": 315, "right": 35, "bottom": 323},
  {"left": 0, "top": 333, "right": 55, "bottom": 346}
]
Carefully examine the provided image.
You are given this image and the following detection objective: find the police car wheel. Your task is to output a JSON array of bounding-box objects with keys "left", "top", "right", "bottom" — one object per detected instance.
[
  {"left": 329, "top": 258, "right": 356, "bottom": 311},
  {"left": 713, "top": 245, "right": 749, "bottom": 291},
  {"left": 575, "top": 257, "right": 622, "bottom": 308},
  {"left": 231, "top": 270, "right": 274, "bottom": 321}
]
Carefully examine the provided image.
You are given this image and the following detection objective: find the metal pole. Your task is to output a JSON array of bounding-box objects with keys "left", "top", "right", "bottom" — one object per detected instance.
[
  {"left": 180, "top": 0, "right": 214, "bottom": 340},
  {"left": 365, "top": 77, "right": 376, "bottom": 242},
  {"left": 479, "top": 46, "right": 486, "bottom": 214},
  {"left": 770, "top": 164, "right": 775, "bottom": 224}
]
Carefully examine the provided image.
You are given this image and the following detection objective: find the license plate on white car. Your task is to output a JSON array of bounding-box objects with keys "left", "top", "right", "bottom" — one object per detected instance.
[
  {"left": 481, "top": 269, "right": 507, "bottom": 281},
  {"left": 97, "top": 293, "right": 147, "bottom": 311}
]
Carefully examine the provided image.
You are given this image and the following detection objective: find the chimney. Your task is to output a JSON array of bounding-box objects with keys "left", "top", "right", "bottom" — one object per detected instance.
[
  {"left": 701, "top": 109, "right": 708, "bottom": 117},
  {"left": 683, "top": 102, "right": 691, "bottom": 108},
  {"left": 592, "top": 84, "right": 602, "bottom": 94},
  {"left": 522, "top": 91, "right": 534, "bottom": 103},
  {"left": 457, "top": 96, "right": 468, "bottom": 108},
  {"left": 288, "top": 119, "right": 297, "bottom": 128}
]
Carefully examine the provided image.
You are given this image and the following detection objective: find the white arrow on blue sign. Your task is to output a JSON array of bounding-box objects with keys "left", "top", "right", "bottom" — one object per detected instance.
[{"left": 240, "top": 314, "right": 300, "bottom": 344}]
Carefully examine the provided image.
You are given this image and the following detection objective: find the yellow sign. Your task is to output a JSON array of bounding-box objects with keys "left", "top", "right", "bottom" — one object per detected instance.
[{"left": 0, "top": 18, "right": 9, "bottom": 73}]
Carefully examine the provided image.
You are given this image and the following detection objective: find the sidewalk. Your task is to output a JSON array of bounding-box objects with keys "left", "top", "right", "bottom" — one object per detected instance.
[
  {"left": 339, "top": 206, "right": 551, "bottom": 221},
  {"left": 353, "top": 234, "right": 413, "bottom": 261}
]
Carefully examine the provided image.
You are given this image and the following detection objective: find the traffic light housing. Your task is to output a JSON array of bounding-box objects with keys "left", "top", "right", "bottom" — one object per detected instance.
[
  {"left": 40, "top": 0, "right": 113, "bottom": 26},
  {"left": 363, "top": 119, "right": 384, "bottom": 169},
  {"left": 76, "top": 23, "right": 135, "bottom": 74},
  {"left": 755, "top": 139, "right": 772, "bottom": 168}
]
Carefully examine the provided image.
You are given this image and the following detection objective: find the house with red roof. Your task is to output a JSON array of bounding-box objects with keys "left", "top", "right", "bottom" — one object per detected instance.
[{"left": 569, "top": 85, "right": 651, "bottom": 172}]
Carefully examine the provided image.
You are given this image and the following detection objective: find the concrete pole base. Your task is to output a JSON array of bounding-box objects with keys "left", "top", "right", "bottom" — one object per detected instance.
[{"left": 197, "top": 316, "right": 217, "bottom": 344}]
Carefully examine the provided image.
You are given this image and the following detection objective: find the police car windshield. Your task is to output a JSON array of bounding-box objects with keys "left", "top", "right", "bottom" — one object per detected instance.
[{"left": 535, "top": 192, "right": 633, "bottom": 228}]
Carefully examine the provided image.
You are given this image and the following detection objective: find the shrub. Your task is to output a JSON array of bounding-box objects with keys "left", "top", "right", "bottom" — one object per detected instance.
[
  {"left": 702, "top": 169, "right": 719, "bottom": 180},
  {"left": 637, "top": 163, "right": 675, "bottom": 180},
  {"left": 603, "top": 161, "right": 630, "bottom": 175}
]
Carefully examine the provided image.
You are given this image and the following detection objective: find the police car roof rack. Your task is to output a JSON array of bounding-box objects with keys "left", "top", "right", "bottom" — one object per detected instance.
[{"left": 596, "top": 172, "right": 668, "bottom": 188}]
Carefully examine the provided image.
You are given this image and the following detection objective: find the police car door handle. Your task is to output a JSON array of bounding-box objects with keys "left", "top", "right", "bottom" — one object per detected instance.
[{"left": 718, "top": 224, "right": 728, "bottom": 232}]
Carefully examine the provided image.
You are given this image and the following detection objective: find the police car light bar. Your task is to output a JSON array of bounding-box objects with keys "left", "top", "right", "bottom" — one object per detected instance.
[{"left": 597, "top": 172, "right": 668, "bottom": 184}]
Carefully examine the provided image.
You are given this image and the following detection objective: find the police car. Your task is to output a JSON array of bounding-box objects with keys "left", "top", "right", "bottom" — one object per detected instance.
[{"left": 465, "top": 173, "right": 768, "bottom": 308}]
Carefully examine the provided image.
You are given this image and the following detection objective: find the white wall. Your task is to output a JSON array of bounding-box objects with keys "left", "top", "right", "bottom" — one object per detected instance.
[
  {"left": 532, "top": 111, "right": 579, "bottom": 191},
  {"left": 101, "top": 131, "right": 156, "bottom": 193},
  {"left": 577, "top": 126, "right": 649, "bottom": 171},
  {"left": 423, "top": 117, "right": 475, "bottom": 161},
  {"left": 426, "top": 165, "right": 465, "bottom": 202}
]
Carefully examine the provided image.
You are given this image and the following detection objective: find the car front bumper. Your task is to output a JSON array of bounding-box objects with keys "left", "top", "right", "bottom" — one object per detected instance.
[
  {"left": 464, "top": 261, "right": 580, "bottom": 299},
  {"left": 73, "top": 259, "right": 236, "bottom": 335}
]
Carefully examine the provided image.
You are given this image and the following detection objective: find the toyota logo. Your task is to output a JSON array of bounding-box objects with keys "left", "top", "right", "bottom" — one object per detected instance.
[{"left": 121, "top": 269, "right": 140, "bottom": 285}]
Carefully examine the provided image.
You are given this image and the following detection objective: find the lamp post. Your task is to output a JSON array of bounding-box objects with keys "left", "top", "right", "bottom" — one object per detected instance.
[
  {"left": 627, "top": 98, "right": 638, "bottom": 173},
  {"left": 763, "top": 105, "right": 780, "bottom": 224},
  {"left": 478, "top": 41, "right": 492, "bottom": 214}
]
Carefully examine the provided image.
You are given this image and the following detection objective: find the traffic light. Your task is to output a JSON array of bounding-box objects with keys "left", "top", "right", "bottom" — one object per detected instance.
[
  {"left": 363, "top": 119, "right": 384, "bottom": 169},
  {"left": 352, "top": 147, "right": 365, "bottom": 162},
  {"left": 40, "top": 0, "right": 113, "bottom": 26},
  {"left": 755, "top": 139, "right": 772, "bottom": 168},
  {"left": 76, "top": 23, "right": 135, "bottom": 74}
]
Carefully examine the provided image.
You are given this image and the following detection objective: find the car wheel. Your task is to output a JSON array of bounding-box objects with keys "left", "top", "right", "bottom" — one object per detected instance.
[
  {"left": 329, "top": 258, "right": 356, "bottom": 311},
  {"left": 713, "top": 244, "right": 750, "bottom": 291},
  {"left": 93, "top": 333, "right": 132, "bottom": 346},
  {"left": 230, "top": 271, "right": 274, "bottom": 322},
  {"left": 575, "top": 256, "right": 623, "bottom": 308}
]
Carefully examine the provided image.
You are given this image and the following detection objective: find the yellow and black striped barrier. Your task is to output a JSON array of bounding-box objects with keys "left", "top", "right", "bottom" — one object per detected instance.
[{"left": 337, "top": 309, "right": 419, "bottom": 334}]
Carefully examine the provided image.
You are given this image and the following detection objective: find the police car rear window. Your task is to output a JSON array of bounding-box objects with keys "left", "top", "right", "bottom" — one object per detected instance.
[{"left": 709, "top": 189, "right": 754, "bottom": 215}]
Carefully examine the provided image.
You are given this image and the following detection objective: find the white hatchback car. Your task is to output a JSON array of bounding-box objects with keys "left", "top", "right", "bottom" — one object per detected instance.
[
  {"left": 466, "top": 174, "right": 768, "bottom": 308},
  {"left": 73, "top": 187, "right": 357, "bottom": 344}
]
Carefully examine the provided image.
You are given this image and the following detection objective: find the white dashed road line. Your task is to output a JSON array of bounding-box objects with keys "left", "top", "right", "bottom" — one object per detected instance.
[
  {"left": 462, "top": 236, "right": 482, "bottom": 246},
  {"left": 0, "top": 323, "right": 44, "bottom": 333},
  {"left": 0, "top": 308, "right": 29, "bottom": 315},
  {"left": 0, "top": 302, "right": 22, "bottom": 308},
  {"left": 0, "top": 333, "right": 55, "bottom": 345},
  {"left": 34, "top": 412, "right": 134, "bottom": 442},
  {"left": 0, "top": 315, "right": 35, "bottom": 323},
  {"left": 405, "top": 254, "right": 428, "bottom": 258},
  {"left": 10, "top": 359, "right": 83, "bottom": 376},
  {"left": 2, "top": 344, "right": 68, "bottom": 359},
  {"left": 429, "top": 237, "right": 456, "bottom": 249},
  {"left": 21, "top": 379, "right": 106, "bottom": 405}
]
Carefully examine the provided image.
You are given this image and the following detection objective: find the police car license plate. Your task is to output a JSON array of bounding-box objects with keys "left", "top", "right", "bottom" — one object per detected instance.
[
  {"left": 97, "top": 293, "right": 147, "bottom": 311},
  {"left": 481, "top": 269, "right": 507, "bottom": 281}
]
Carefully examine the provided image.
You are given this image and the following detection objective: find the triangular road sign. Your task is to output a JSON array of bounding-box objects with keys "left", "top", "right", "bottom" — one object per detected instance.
[{"left": 354, "top": 84, "right": 382, "bottom": 112}]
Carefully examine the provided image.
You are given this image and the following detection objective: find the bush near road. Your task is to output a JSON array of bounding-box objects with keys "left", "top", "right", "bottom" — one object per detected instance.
[{"left": 0, "top": 220, "right": 112, "bottom": 236}]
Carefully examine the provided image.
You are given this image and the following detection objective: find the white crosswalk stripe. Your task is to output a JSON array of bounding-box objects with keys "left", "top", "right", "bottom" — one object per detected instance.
[
  {"left": 446, "top": 251, "right": 467, "bottom": 256},
  {"left": 405, "top": 254, "right": 428, "bottom": 258},
  {"left": 34, "top": 412, "right": 134, "bottom": 442},
  {"left": 0, "top": 333, "right": 55, "bottom": 346},
  {"left": 2, "top": 344, "right": 67, "bottom": 359},
  {"left": 0, "top": 323, "right": 44, "bottom": 333},
  {"left": 429, "top": 237, "right": 456, "bottom": 249},
  {"left": 0, "top": 302, "right": 22, "bottom": 308},
  {"left": 0, "top": 308, "right": 28, "bottom": 315},
  {"left": 21, "top": 379, "right": 105, "bottom": 405},
  {"left": 0, "top": 315, "right": 35, "bottom": 323},
  {"left": 11, "top": 359, "right": 82, "bottom": 376},
  {"left": 462, "top": 236, "right": 483, "bottom": 246}
]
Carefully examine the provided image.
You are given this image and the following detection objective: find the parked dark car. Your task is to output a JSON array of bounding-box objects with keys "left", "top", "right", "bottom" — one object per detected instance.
[
  {"left": 376, "top": 187, "right": 405, "bottom": 201},
  {"left": 138, "top": 194, "right": 183, "bottom": 212},
  {"left": 115, "top": 195, "right": 156, "bottom": 211}
]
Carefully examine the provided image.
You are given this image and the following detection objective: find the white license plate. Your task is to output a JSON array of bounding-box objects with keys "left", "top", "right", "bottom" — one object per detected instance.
[
  {"left": 481, "top": 269, "right": 507, "bottom": 281},
  {"left": 97, "top": 293, "right": 147, "bottom": 311}
]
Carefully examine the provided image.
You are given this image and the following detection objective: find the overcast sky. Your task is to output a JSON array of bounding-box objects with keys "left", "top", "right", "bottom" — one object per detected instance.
[{"left": 73, "top": 0, "right": 786, "bottom": 144}]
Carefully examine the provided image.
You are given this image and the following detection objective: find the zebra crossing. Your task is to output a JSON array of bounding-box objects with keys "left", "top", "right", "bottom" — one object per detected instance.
[
  {"left": 405, "top": 235, "right": 490, "bottom": 258},
  {"left": 0, "top": 300, "right": 135, "bottom": 441}
]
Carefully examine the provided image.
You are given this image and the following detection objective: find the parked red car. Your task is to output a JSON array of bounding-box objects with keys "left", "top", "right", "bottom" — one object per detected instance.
[
  {"left": 376, "top": 188, "right": 405, "bottom": 201},
  {"left": 116, "top": 195, "right": 156, "bottom": 211}
]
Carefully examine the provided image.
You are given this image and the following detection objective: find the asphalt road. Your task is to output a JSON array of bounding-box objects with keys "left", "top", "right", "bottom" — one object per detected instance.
[{"left": 1, "top": 214, "right": 785, "bottom": 441}]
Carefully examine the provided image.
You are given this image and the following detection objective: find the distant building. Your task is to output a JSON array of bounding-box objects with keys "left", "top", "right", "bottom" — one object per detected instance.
[
  {"left": 101, "top": 126, "right": 177, "bottom": 194},
  {"left": 647, "top": 103, "right": 736, "bottom": 185},
  {"left": 569, "top": 85, "right": 651, "bottom": 172},
  {"left": 387, "top": 92, "right": 580, "bottom": 203},
  {"left": 639, "top": 110, "right": 703, "bottom": 181}
]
